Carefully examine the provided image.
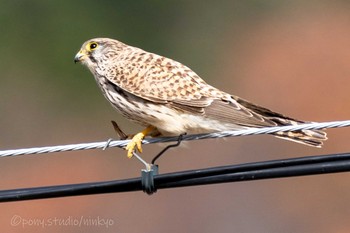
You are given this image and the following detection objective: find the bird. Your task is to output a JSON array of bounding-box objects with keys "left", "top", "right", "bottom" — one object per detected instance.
[{"left": 74, "top": 38, "right": 327, "bottom": 158}]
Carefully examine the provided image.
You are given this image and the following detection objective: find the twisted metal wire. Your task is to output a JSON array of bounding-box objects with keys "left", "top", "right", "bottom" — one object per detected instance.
[{"left": 1, "top": 120, "right": 349, "bottom": 157}]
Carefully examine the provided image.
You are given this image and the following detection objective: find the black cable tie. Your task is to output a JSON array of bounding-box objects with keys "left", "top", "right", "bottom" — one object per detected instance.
[{"left": 141, "top": 164, "right": 158, "bottom": 195}]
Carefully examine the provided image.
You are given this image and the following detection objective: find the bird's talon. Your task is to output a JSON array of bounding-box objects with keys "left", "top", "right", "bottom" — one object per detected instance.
[
  {"left": 125, "top": 132, "right": 146, "bottom": 158},
  {"left": 136, "top": 140, "right": 143, "bottom": 153},
  {"left": 127, "top": 148, "right": 134, "bottom": 159}
]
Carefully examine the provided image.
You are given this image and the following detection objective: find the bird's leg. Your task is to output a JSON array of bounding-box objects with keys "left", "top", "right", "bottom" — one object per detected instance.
[{"left": 125, "top": 126, "right": 155, "bottom": 158}]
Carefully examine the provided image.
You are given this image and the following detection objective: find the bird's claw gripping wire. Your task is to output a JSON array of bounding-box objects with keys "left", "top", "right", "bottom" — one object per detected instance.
[
  {"left": 104, "top": 123, "right": 185, "bottom": 195},
  {"left": 108, "top": 121, "right": 152, "bottom": 158},
  {"left": 125, "top": 126, "right": 155, "bottom": 158}
]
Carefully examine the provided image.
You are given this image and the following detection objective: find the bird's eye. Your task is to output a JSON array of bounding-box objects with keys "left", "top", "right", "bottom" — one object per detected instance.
[{"left": 89, "top": 42, "right": 98, "bottom": 50}]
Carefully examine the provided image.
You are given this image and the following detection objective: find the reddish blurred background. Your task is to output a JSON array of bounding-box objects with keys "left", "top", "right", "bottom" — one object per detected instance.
[{"left": 1, "top": 1, "right": 350, "bottom": 232}]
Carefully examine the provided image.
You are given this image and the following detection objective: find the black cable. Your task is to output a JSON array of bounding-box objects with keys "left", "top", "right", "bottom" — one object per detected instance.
[{"left": 1, "top": 152, "right": 350, "bottom": 202}]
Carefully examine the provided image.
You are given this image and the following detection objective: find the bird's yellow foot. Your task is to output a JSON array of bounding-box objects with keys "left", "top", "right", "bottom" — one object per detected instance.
[
  {"left": 125, "top": 126, "right": 155, "bottom": 158},
  {"left": 125, "top": 132, "right": 145, "bottom": 158}
]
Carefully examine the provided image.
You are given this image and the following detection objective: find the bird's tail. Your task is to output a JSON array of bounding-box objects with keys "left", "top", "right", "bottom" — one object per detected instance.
[
  {"left": 273, "top": 127, "right": 327, "bottom": 148},
  {"left": 231, "top": 96, "right": 328, "bottom": 147}
]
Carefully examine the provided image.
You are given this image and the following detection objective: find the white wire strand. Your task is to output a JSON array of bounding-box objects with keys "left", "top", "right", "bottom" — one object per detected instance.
[{"left": 1, "top": 120, "right": 350, "bottom": 157}]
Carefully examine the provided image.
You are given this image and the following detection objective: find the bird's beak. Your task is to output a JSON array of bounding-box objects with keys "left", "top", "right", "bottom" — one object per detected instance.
[{"left": 74, "top": 49, "right": 86, "bottom": 63}]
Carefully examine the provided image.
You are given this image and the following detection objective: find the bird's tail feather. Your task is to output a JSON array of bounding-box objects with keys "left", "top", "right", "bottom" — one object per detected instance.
[{"left": 273, "top": 129, "right": 327, "bottom": 148}]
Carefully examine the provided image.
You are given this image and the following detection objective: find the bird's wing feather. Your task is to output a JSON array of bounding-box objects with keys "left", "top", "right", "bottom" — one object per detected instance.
[
  {"left": 105, "top": 50, "right": 214, "bottom": 103},
  {"left": 204, "top": 99, "right": 277, "bottom": 127},
  {"left": 103, "top": 49, "right": 285, "bottom": 127}
]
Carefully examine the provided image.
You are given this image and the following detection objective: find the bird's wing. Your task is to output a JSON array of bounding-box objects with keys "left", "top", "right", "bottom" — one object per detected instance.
[
  {"left": 105, "top": 51, "right": 212, "bottom": 103},
  {"left": 103, "top": 50, "right": 282, "bottom": 127}
]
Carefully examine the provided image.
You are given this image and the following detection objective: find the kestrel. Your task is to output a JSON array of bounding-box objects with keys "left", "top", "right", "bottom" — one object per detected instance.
[{"left": 74, "top": 38, "right": 327, "bottom": 158}]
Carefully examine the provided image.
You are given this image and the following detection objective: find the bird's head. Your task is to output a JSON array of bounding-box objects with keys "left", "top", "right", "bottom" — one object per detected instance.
[{"left": 74, "top": 38, "right": 126, "bottom": 70}]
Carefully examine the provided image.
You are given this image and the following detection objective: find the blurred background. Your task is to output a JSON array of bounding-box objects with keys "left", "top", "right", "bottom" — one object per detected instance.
[{"left": 1, "top": 0, "right": 350, "bottom": 232}]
